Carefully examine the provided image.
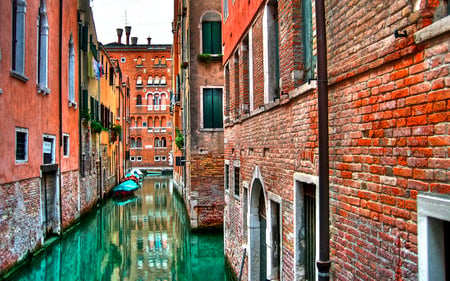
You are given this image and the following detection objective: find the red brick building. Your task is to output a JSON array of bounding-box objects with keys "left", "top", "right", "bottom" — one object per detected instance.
[
  {"left": 172, "top": 0, "right": 225, "bottom": 229},
  {"left": 222, "top": 0, "right": 449, "bottom": 280},
  {"left": 105, "top": 30, "right": 173, "bottom": 172}
]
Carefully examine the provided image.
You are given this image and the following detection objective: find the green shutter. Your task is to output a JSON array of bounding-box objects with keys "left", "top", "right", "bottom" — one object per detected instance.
[
  {"left": 211, "top": 22, "right": 222, "bottom": 54},
  {"left": 202, "top": 22, "right": 212, "bottom": 54},
  {"left": 203, "top": 89, "right": 213, "bottom": 128},
  {"left": 302, "top": 0, "right": 314, "bottom": 81},
  {"left": 212, "top": 89, "right": 223, "bottom": 128}
]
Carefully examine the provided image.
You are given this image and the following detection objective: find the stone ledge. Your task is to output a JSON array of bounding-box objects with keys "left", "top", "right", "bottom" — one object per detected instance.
[{"left": 414, "top": 16, "right": 450, "bottom": 44}]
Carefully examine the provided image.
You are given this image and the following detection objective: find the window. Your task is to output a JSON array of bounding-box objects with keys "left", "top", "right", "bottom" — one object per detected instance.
[
  {"left": 154, "top": 94, "right": 161, "bottom": 105},
  {"left": 136, "top": 75, "right": 143, "bottom": 87},
  {"left": 147, "top": 75, "right": 153, "bottom": 85},
  {"left": 302, "top": 0, "right": 315, "bottom": 82},
  {"left": 154, "top": 156, "right": 160, "bottom": 162},
  {"left": 143, "top": 122, "right": 147, "bottom": 127},
  {"left": 120, "top": 57, "right": 126, "bottom": 63},
  {"left": 154, "top": 137, "right": 160, "bottom": 147},
  {"left": 161, "top": 56, "right": 166, "bottom": 65},
  {"left": 12, "top": 0, "right": 26, "bottom": 75},
  {"left": 136, "top": 137, "right": 142, "bottom": 148},
  {"left": 43, "top": 135, "right": 55, "bottom": 164},
  {"left": 161, "top": 156, "right": 167, "bottom": 161},
  {"left": 264, "top": 0, "right": 280, "bottom": 102},
  {"left": 131, "top": 137, "right": 136, "bottom": 148},
  {"left": 294, "top": 175, "right": 318, "bottom": 281},
  {"left": 136, "top": 56, "right": 142, "bottom": 66},
  {"left": 15, "top": 127, "right": 28, "bottom": 163},
  {"left": 161, "top": 116, "right": 167, "bottom": 127},
  {"left": 418, "top": 193, "right": 450, "bottom": 281},
  {"left": 202, "top": 12, "right": 222, "bottom": 54},
  {"left": 137, "top": 156, "right": 142, "bottom": 161},
  {"left": 161, "top": 137, "right": 166, "bottom": 147},
  {"left": 203, "top": 88, "right": 223, "bottom": 129},
  {"left": 225, "top": 164, "right": 229, "bottom": 190},
  {"left": 63, "top": 134, "right": 69, "bottom": 157},
  {"left": 154, "top": 76, "right": 160, "bottom": 85},
  {"left": 68, "top": 36, "right": 75, "bottom": 104},
  {"left": 161, "top": 75, "right": 166, "bottom": 85},
  {"left": 38, "top": 0, "right": 49, "bottom": 91},
  {"left": 148, "top": 117, "right": 153, "bottom": 127},
  {"left": 223, "top": 0, "right": 229, "bottom": 22},
  {"left": 130, "top": 156, "right": 135, "bottom": 161},
  {"left": 234, "top": 166, "right": 240, "bottom": 197},
  {"left": 154, "top": 56, "right": 159, "bottom": 65},
  {"left": 137, "top": 117, "right": 142, "bottom": 127},
  {"left": 136, "top": 94, "right": 142, "bottom": 105}
]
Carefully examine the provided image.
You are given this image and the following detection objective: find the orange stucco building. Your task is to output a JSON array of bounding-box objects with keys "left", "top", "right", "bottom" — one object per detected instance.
[{"left": 105, "top": 29, "right": 173, "bottom": 173}]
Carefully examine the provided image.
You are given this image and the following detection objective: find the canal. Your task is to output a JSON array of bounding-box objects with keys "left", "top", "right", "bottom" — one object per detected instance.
[{"left": 8, "top": 176, "right": 231, "bottom": 281}]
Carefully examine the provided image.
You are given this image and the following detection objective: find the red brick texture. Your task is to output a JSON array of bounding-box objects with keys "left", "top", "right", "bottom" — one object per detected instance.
[{"left": 223, "top": 0, "right": 449, "bottom": 280}]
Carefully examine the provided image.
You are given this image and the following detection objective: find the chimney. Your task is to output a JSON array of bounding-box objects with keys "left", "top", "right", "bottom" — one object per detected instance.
[
  {"left": 116, "top": 28, "right": 123, "bottom": 44},
  {"left": 125, "top": 26, "right": 131, "bottom": 45},
  {"left": 131, "top": 37, "right": 138, "bottom": 45},
  {"left": 147, "top": 37, "right": 152, "bottom": 46}
]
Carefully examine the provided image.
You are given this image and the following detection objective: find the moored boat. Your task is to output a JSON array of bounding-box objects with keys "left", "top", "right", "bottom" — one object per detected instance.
[{"left": 113, "top": 179, "right": 140, "bottom": 196}]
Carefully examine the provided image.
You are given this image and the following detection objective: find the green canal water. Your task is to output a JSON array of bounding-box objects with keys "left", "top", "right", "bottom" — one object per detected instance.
[{"left": 8, "top": 176, "right": 232, "bottom": 281}]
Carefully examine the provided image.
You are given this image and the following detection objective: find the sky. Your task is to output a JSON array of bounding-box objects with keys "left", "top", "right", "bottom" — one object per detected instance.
[{"left": 91, "top": 0, "right": 174, "bottom": 45}]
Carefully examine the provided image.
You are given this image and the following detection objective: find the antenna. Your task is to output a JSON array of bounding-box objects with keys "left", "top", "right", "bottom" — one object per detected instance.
[{"left": 123, "top": 10, "right": 128, "bottom": 27}]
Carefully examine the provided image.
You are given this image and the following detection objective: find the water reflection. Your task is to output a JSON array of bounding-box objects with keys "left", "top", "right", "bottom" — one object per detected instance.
[{"left": 9, "top": 176, "right": 230, "bottom": 281}]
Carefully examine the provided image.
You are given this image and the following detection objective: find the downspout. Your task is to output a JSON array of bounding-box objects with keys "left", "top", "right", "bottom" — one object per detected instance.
[
  {"left": 58, "top": 0, "right": 63, "bottom": 233},
  {"left": 315, "top": 0, "right": 331, "bottom": 280},
  {"left": 77, "top": 13, "right": 83, "bottom": 217}
]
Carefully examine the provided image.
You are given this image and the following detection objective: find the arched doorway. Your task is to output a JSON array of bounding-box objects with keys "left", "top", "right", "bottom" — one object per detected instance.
[{"left": 249, "top": 176, "right": 267, "bottom": 281}]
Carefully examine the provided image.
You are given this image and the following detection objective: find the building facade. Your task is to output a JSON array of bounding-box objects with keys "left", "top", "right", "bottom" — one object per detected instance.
[
  {"left": 172, "top": 0, "right": 226, "bottom": 230},
  {"left": 105, "top": 31, "right": 173, "bottom": 173},
  {"left": 222, "top": 0, "right": 449, "bottom": 280},
  {"left": 0, "top": 0, "right": 128, "bottom": 275}
]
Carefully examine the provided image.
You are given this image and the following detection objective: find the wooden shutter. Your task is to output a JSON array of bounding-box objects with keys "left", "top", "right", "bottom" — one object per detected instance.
[
  {"left": 202, "top": 22, "right": 212, "bottom": 54},
  {"left": 203, "top": 89, "right": 213, "bottom": 128},
  {"left": 212, "top": 89, "right": 223, "bottom": 128},
  {"left": 211, "top": 22, "right": 222, "bottom": 54}
]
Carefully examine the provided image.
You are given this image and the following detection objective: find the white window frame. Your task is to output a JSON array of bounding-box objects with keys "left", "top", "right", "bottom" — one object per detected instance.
[
  {"left": 63, "top": 133, "right": 70, "bottom": 157},
  {"left": 68, "top": 35, "right": 76, "bottom": 106},
  {"left": 12, "top": 0, "right": 27, "bottom": 77},
  {"left": 37, "top": 0, "right": 49, "bottom": 94},
  {"left": 154, "top": 156, "right": 160, "bottom": 162},
  {"left": 130, "top": 156, "right": 135, "bottom": 161},
  {"left": 161, "top": 156, "right": 167, "bottom": 161},
  {"left": 418, "top": 193, "right": 450, "bottom": 281},
  {"left": 137, "top": 156, "right": 142, "bottom": 162},
  {"left": 42, "top": 134, "right": 56, "bottom": 164},
  {"left": 120, "top": 57, "right": 126, "bottom": 63},
  {"left": 15, "top": 127, "right": 28, "bottom": 163}
]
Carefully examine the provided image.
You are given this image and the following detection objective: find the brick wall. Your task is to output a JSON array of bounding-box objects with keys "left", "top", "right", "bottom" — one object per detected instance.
[
  {"left": 0, "top": 178, "right": 43, "bottom": 272},
  {"left": 61, "top": 170, "right": 80, "bottom": 228}
]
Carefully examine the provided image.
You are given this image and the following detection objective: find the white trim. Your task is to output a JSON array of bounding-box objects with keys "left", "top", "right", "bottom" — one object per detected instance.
[
  {"left": 418, "top": 193, "right": 450, "bottom": 281},
  {"left": 62, "top": 133, "right": 70, "bottom": 158},
  {"left": 42, "top": 134, "right": 56, "bottom": 164},
  {"left": 293, "top": 172, "right": 319, "bottom": 281},
  {"left": 15, "top": 127, "right": 29, "bottom": 163},
  {"left": 248, "top": 28, "right": 254, "bottom": 112}
]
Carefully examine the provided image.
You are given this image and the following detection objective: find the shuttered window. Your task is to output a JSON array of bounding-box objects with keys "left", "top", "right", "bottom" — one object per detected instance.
[
  {"left": 202, "top": 21, "right": 222, "bottom": 54},
  {"left": 203, "top": 88, "right": 223, "bottom": 129},
  {"left": 15, "top": 128, "right": 28, "bottom": 163}
]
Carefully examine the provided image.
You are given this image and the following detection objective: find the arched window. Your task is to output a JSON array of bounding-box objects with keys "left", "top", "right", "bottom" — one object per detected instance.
[
  {"left": 161, "top": 93, "right": 167, "bottom": 105},
  {"left": 136, "top": 75, "right": 143, "bottom": 86},
  {"left": 154, "top": 56, "right": 159, "bottom": 65},
  {"left": 154, "top": 117, "right": 160, "bottom": 127},
  {"left": 154, "top": 75, "right": 160, "bottom": 85},
  {"left": 154, "top": 137, "right": 160, "bottom": 147},
  {"left": 38, "top": 0, "right": 49, "bottom": 88},
  {"left": 137, "top": 137, "right": 142, "bottom": 148},
  {"left": 161, "top": 137, "right": 166, "bottom": 147},
  {"left": 148, "top": 117, "right": 153, "bottom": 127},
  {"left": 136, "top": 56, "right": 142, "bottom": 65},
  {"left": 68, "top": 35, "right": 75, "bottom": 103},
  {"left": 154, "top": 93, "right": 161, "bottom": 105},
  {"left": 201, "top": 11, "right": 222, "bottom": 54},
  {"left": 136, "top": 94, "right": 142, "bottom": 105},
  {"left": 161, "top": 56, "right": 166, "bottom": 65},
  {"left": 147, "top": 75, "right": 153, "bottom": 85},
  {"left": 147, "top": 93, "right": 153, "bottom": 105},
  {"left": 131, "top": 117, "right": 136, "bottom": 128},
  {"left": 137, "top": 117, "right": 142, "bottom": 127},
  {"left": 161, "top": 117, "right": 167, "bottom": 127},
  {"left": 161, "top": 75, "right": 166, "bottom": 85},
  {"left": 131, "top": 137, "right": 136, "bottom": 148},
  {"left": 12, "top": 0, "right": 27, "bottom": 74}
]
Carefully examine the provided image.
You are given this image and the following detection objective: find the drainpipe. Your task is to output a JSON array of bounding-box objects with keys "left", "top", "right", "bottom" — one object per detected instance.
[
  {"left": 315, "top": 0, "right": 330, "bottom": 280},
  {"left": 58, "top": 0, "right": 63, "bottom": 234}
]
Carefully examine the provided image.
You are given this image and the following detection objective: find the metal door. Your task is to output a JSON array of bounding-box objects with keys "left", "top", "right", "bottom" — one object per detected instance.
[{"left": 42, "top": 171, "right": 57, "bottom": 236}]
